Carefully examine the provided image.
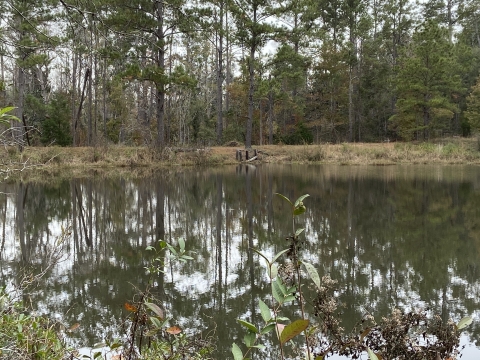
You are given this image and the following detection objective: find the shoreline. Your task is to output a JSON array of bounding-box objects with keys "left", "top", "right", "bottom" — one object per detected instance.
[{"left": 2, "top": 139, "right": 480, "bottom": 181}]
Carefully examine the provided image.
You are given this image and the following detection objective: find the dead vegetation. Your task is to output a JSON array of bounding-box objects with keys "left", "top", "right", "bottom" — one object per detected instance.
[{"left": 2, "top": 138, "right": 480, "bottom": 176}]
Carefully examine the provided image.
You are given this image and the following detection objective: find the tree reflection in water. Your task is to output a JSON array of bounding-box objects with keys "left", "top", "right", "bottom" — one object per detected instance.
[{"left": 0, "top": 164, "right": 479, "bottom": 358}]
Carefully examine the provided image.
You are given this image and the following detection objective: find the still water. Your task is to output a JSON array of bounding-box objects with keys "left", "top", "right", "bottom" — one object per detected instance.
[{"left": 1, "top": 164, "right": 480, "bottom": 358}]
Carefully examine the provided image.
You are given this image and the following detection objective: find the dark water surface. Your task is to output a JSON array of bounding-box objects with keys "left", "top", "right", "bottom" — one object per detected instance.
[{"left": 1, "top": 164, "right": 480, "bottom": 358}]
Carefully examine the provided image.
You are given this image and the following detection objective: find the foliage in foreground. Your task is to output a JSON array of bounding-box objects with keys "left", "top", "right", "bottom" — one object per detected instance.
[
  {"left": 232, "top": 193, "right": 473, "bottom": 360},
  {"left": 0, "top": 289, "right": 66, "bottom": 359}
]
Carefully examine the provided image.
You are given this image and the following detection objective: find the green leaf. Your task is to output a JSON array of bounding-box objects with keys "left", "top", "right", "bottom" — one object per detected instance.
[
  {"left": 237, "top": 319, "right": 258, "bottom": 333},
  {"left": 150, "top": 316, "right": 163, "bottom": 329},
  {"left": 166, "top": 243, "right": 177, "bottom": 256},
  {"left": 275, "top": 193, "right": 293, "bottom": 207},
  {"left": 145, "top": 302, "right": 164, "bottom": 319},
  {"left": 110, "top": 342, "right": 121, "bottom": 350},
  {"left": 178, "top": 238, "right": 185, "bottom": 251},
  {"left": 259, "top": 299, "right": 271, "bottom": 322},
  {"left": 0, "top": 106, "right": 20, "bottom": 125},
  {"left": 294, "top": 194, "right": 310, "bottom": 208},
  {"left": 280, "top": 319, "right": 309, "bottom": 345},
  {"left": 287, "top": 285, "right": 297, "bottom": 294},
  {"left": 293, "top": 205, "right": 307, "bottom": 216},
  {"left": 251, "top": 344, "right": 266, "bottom": 349},
  {"left": 302, "top": 262, "right": 321, "bottom": 290},
  {"left": 272, "top": 280, "right": 284, "bottom": 304},
  {"left": 260, "top": 323, "right": 276, "bottom": 334},
  {"left": 367, "top": 347, "right": 379, "bottom": 360},
  {"left": 0, "top": 106, "right": 16, "bottom": 116},
  {"left": 295, "top": 228, "right": 305, "bottom": 237},
  {"left": 252, "top": 248, "right": 270, "bottom": 266},
  {"left": 315, "top": 356, "right": 324, "bottom": 360},
  {"left": 277, "top": 277, "right": 288, "bottom": 295},
  {"left": 269, "top": 263, "right": 278, "bottom": 279},
  {"left": 145, "top": 329, "right": 159, "bottom": 337},
  {"left": 272, "top": 249, "right": 289, "bottom": 263},
  {"left": 457, "top": 316, "right": 473, "bottom": 330},
  {"left": 283, "top": 295, "right": 296, "bottom": 303},
  {"left": 243, "top": 332, "right": 256, "bottom": 347},
  {"left": 158, "top": 240, "right": 167, "bottom": 249},
  {"left": 232, "top": 343, "right": 243, "bottom": 360}
]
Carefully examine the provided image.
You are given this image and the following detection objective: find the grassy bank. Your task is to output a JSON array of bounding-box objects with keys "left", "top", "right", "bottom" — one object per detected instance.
[{"left": 2, "top": 138, "right": 480, "bottom": 175}]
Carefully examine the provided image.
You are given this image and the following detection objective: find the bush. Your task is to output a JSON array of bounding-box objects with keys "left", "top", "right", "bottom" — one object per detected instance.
[
  {"left": 41, "top": 93, "right": 72, "bottom": 146},
  {"left": 0, "top": 289, "right": 66, "bottom": 359},
  {"left": 279, "top": 122, "right": 313, "bottom": 145}
]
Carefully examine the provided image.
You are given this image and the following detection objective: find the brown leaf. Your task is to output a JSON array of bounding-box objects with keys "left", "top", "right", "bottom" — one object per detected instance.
[
  {"left": 360, "top": 327, "right": 371, "bottom": 341},
  {"left": 68, "top": 323, "right": 80, "bottom": 332},
  {"left": 124, "top": 302, "right": 137, "bottom": 312},
  {"left": 166, "top": 326, "right": 182, "bottom": 335}
]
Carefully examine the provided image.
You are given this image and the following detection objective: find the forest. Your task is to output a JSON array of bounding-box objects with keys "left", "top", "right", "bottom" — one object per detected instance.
[{"left": 1, "top": 0, "right": 480, "bottom": 149}]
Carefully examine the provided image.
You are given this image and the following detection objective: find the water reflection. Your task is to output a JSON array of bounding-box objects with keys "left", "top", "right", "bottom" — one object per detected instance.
[{"left": 1, "top": 164, "right": 480, "bottom": 358}]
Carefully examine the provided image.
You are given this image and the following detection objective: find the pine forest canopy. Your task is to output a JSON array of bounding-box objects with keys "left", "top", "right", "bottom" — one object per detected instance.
[{"left": 0, "top": 0, "right": 480, "bottom": 148}]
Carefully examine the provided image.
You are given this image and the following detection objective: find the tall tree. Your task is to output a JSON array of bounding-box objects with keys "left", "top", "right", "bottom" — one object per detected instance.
[
  {"left": 464, "top": 76, "right": 480, "bottom": 132},
  {"left": 390, "top": 20, "right": 463, "bottom": 140},
  {"left": 6, "top": 0, "right": 59, "bottom": 148},
  {"left": 101, "top": 0, "right": 194, "bottom": 148},
  {"left": 273, "top": 0, "right": 318, "bottom": 133},
  {"left": 231, "top": 0, "right": 275, "bottom": 148}
]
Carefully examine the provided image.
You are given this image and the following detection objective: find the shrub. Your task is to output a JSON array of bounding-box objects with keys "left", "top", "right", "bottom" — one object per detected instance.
[
  {"left": 280, "top": 122, "right": 313, "bottom": 145},
  {"left": 0, "top": 289, "right": 66, "bottom": 359},
  {"left": 41, "top": 93, "right": 72, "bottom": 146}
]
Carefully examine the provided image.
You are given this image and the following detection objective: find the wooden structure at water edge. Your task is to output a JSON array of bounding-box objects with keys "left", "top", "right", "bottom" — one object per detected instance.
[{"left": 236, "top": 149, "right": 259, "bottom": 162}]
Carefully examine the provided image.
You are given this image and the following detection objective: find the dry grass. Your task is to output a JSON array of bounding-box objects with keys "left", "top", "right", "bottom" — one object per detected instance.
[
  {"left": 2, "top": 138, "right": 480, "bottom": 179},
  {"left": 250, "top": 139, "right": 480, "bottom": 165}
]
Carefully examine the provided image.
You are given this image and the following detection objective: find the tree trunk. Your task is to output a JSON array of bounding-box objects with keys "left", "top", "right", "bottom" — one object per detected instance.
[
  {"left": 216, "top": 3, "right": 224, "bottom": 145},
  {"left": 259, "top": 99, "right": 263, "bottom": 145},
  {"left": 155, "top": 0, "right": 165, "bottom": 148},
  {"left": 72, "top": 52, "right": 77, "bottom": 146},
  {"left": 15, "top": 65, "right": 25, "bottom": 151},
  {"left": 268, "top": 85, "right": 274, "bottom": 145},
  {"left": 88, "top": 23, "right": 93, "bottom": 146}
]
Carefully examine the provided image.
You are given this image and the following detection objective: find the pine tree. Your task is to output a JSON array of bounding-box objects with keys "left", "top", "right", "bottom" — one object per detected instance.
[
  {"left": 465, "top": 76, "right": 480, "bottom": 132},
  {"left": 5, "top": 0, "right": 60, "bottom": 148},
  {"left": 100, "top": 0, "right": 195, "bottom": 148},
  {"left": 389, "top": 20, "right": 462, "bottom": 140},
  {"left": 230, "top": 0, "right": 276, "bottom": 148}
]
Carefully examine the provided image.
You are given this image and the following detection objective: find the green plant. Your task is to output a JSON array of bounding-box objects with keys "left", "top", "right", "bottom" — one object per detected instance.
[
  {"left": 418, "top": 142, "right": 437, "bottom": 153},
  {"left": 0, "top": 288, "right": 66, "bottom": 359},
  {"left": 41, "top": 92, "right": 72, "bottom": 146},
  {"left": 232, "top": 194, "right": 320, "bottom": 360},
  {"left": 280, "top": 122, "right": 313, "bottom": 145},
  {"left": 0, "top": 107, "right": 20, "bottom": 126},
  {"left": 232, "top": 193, "right": 472, "bottom": 360},
  {"left": 441, "top": 142, "right": 460, "bottom": 156}
]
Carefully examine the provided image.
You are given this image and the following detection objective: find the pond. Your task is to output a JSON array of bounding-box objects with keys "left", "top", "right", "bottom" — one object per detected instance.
[{"left": 1, "top": 164, "right": 480, "bottom": 359}]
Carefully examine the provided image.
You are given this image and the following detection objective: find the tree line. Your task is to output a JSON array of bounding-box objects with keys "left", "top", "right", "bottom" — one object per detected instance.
[{"left": 1, "top": 0, "right": 480, "bottom": 148}]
